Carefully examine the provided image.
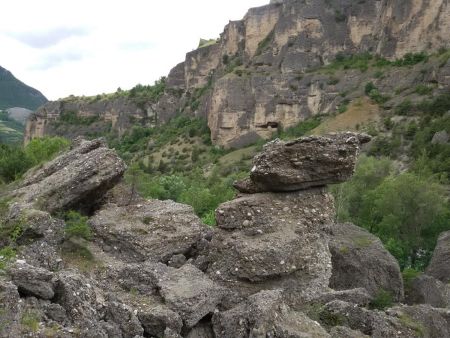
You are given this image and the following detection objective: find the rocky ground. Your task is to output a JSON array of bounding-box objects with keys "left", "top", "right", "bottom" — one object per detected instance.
[{"left": 1, "top": 134, "right": 449, "bottom": 338}]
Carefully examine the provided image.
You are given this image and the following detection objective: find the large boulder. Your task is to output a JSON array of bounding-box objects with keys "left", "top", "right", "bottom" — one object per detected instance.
[
  {"left": 9, "top": 261, "right": 55, "bottom": 300},
  {"left": 90, "top": 199, "right": 208, "bottom": 263},
  {"left": 206, "top": 187, "right": 334, "bottom": 308},
  {"left": 329, "top": 223, "right": 404, "bottom": 302},
  {"left": 234, "top": 132, "right": 370, "bottom": 193},
  {"left": 0, "top": 280, "right": 22, "bottom": 338},
  {"left": 427, "top": 230, "right": 450, "bottom": 283},
  {"left": 212, "top": 290, "right": 330, "bottom": 338},
  {"left": 405, "top": 274, "right": 449, "bottom": 308},
  {"left": 11, "top": 138, "right": 126, "bottom": 213}
]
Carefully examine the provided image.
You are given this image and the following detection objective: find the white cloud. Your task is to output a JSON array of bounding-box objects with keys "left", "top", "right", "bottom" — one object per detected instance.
[{"left": 0, "top": 0, "right": 269, "bottom": 101}]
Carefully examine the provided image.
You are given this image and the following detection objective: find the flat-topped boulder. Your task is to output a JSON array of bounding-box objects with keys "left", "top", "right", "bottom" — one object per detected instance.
[
  {"left": 11, "top": 138, "right": 126, "bottom": 213},
  {"left": 234, "top": 132, "right": 370, "bottom": 193}
]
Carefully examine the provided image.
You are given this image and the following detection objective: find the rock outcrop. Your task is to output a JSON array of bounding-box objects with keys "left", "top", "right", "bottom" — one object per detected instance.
[
  {"left": 427, "top": 230, "right": 450, "bottom": 283},
  {"left": 2, "top": 133, "right": 449, "bottom": 337},
  {"left": 329, "top": 222, "right": 404, "bottom": 302}
]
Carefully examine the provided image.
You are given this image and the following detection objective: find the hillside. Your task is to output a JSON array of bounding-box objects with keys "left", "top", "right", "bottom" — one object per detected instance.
[
  {"left": 25, "top": 0, "right": 450, "bottom": 148},
  {"left": 0, "top": 65, "right": 47, "bottom": 111}
]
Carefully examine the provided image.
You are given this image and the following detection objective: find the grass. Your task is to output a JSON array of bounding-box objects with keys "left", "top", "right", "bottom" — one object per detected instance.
[
  {"left": 369, "top": 289, "right": 393, "bottom": 310},
  {"left": 311, "top": 98, "right": 380, "bottom": 135},
  {"left": 0, "top": 246, "right": 16, "bottom": 270},
  {"left": 21, "top": 310, "right": 40, "bottom": 333},
  {"left": 61, "top": 239, "right": 97, "bottom": 272},
  {"left": 398, "top": 313, "right": 425, "bottom": 337}
]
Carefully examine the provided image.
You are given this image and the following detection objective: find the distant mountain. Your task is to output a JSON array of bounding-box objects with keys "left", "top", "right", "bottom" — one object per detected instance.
[
  {"left": 6, "top": 107, "right": 33, "bottom": 125},
  {"left": 0, "top": 66, "right": 47, "bottom": 111}
]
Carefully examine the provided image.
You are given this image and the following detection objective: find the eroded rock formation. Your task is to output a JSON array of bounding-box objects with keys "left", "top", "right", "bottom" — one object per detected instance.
[{"left": 1, "top": 134, "right": 449, "bottom": 337}]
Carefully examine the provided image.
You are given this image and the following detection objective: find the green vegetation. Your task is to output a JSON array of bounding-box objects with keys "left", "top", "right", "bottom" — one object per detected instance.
[
  {"left": 277, "top": 117, "right": 322, "bottom": 139},
  {"left": 0, "top": 246, "right": 16, "bottom": 270},
  {"left": 20, "top": 310, "right": 40, "bottom": 332},
  {"left": 0, "top": 110, "right": 24, "bottom": 144},
  {"left": 255, "top": 30, "right": 274, "bottom": 56},
  {"left": 0, "top": 136, "right": 70, "bottom": 183},
  {"left": 332, "top": 155, "right": 450, "bottom": 270},
  {"left": 0, "top": 65, "right": 47, "bottom": 110},
  {"left": 198, "top": 38, "right": 218, "bottom": 48},
  {"left": 369, "top": 289, "right": 393, "bottom": 310},
  {"left": 64, "top": 211, "right": 92, "bottom": 240}
]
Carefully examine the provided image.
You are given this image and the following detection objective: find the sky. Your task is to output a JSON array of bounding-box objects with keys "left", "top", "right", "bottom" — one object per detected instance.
[{"left": 0, "top": 0, "right": 268, "bottom": 101}]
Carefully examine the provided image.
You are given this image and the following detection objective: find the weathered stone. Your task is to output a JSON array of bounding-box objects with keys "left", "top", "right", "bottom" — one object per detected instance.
[
  {"left": 105, "top": 298, "right": 144, "bottom": 338},
  {"left": 137, "top": 304, "right": 183, "bottom": 337},
  {"left": 234, "top": 133, "right": 370, "bottom": 193},
  {"left": 212, "top": 290, "right": 330, "bottom": 338},
  {"left": 330, "top": 326, "right": 369, "bottom": 338},
  {"left": 9, "top": 262, "right": 54, "bottom": 300},
  {"left": 431, "top": 130, "right": 449, "bottom": 145},
  {"left": 0, "top": 279, "right": 22, "bottom": 338},
  {"left": 90, "top": 199, "right": 206, "bottom": 263},
  {"left": 311, "top": 288, "right": 372, "bottom": 307},
  {"left": 154, "top": 263, "right": 225, "bottom": 328},
  {"left": 329, "top": 223, "right": 404, "bottom": 302},
  {"left": 321, "top": 301, "right": 416, "bottom": 337},
  {"left": 12, "top": 138, "right": 126, "bottom": 213},
  {"left": 427, "top": 230, "right": 450, "bottom": 283},
  {"left": 208, "top": 188, "right": 334, "bottom": 308},
  {"left": 405, "top": 274, "right": 449, "bottom": 308}
]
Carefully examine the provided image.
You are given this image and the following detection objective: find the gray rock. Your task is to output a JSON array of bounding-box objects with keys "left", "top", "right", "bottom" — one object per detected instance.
[
  {"left": 387, "top": 304, "right": 450, "bottom": 338},
  {"left": 427, "top": 230, "right": 450, "bottom": 283},
  {"left": 155, "top": 263, "right": 225, "bottom": 328},
  {"left": 208, "top": 187, "right": 334, "bottom": 308},
  {"left": 234, "top": 133, "right": 370, "bottom": 193},
  {"left": 212, "top": 289, "right": 330, "bottom": 338},
  {"left": 12, "top": 138, "right": 126, "bottom": 213},
  {"left": 90, "top": 199, "right": 206, "bottom": 263},
  {"left": 329, "top": 223, "right": 404, "bottom": 302},
  {"left": 321, "top": 300, "right": 416, "bottom": 337},
  {"left": 330, "top": 326, "right": 369, "bottom": 338},
  {"left": 405, "top": 274, "right": 449, "bottom": 308},
  {"left": 431, "top": 130, "right": 449, "bottom": 145},
  {"left": 137, "top": 304, "right": 183, "bottom": 337},
  {"left": 312, "top": 288, "right": 372, "bottom": 307},
  {"left": 105, "top": 298, "right": 144, "bottom": 338},
  {"left": 9, "top": 262, "right": 54, "bottom": 300},
  {"left": 0, "top": 279, "right": 22, "bottom": 338},
  {"left": 186, "top": 322, "right": 215, "bottom": 338},
  {"left": 53, "top": 271, "right": 100, "bottom": 324}
]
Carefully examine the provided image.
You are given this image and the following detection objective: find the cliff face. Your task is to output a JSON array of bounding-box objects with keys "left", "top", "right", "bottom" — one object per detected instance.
[{"left": 25, "top": 0, "right": 450, "bottom": 147}]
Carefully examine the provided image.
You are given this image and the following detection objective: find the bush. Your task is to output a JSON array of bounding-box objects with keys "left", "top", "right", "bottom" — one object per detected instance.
[
  {"left": 0, "top": 246, "right": 16, "bottom": 270},
  {"left": 64, "top": 211, "right": 91, "bottom": 240},
  {"left": 369, "top": 289, "right": 393, "bottom": 310}
]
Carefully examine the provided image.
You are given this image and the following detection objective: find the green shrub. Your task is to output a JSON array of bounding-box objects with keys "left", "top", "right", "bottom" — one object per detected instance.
[
  {"left": 201, "top": 209, "right": 216, "bottom": 227},
  {"left": 64, "top": 211, "right": 91, "bottom": 240},
  {"left": 369, "top": 289, "right": 393, "bottom": 310},
  {"left": 21, "top": 310, "right": 40, "bottom": 332},
  {"left": 0, "top": 246, "right": 16, "bottom": 270},
  {"left": 415, "top": 84, "right": 433, "bottom": 96},
  {"left": 395, "top": 100, "right": 414, "bottom": 115}
]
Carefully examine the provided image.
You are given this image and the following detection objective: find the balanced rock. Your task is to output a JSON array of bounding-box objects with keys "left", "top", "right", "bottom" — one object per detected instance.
[
  {"left": 329, "top": 223, "right": 404, "bottom": 302},
  {"left": 427, "top": 230, "right": 450, "bottom": 283},
  {"left": 234, "top": 132, "right": 370, "bottom": 193},
  {"left": 12, "top": 138, "right": 126, "bottom": 213}
]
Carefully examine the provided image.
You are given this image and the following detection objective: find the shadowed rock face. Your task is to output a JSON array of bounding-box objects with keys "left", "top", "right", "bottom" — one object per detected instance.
[
  {"left": 427, "top": 230, "right": 450, "bottom": 283},
  {"left": 328, "top": 223, "right": 404, "bottom": 302}
]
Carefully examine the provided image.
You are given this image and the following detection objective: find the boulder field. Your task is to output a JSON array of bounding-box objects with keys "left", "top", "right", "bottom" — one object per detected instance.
[{"left": 1, "top": 134, "right": 449, "bottom": 337}]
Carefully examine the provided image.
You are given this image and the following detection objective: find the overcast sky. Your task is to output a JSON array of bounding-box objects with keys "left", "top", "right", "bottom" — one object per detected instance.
[{"left": 0, "top": 0, "right": 268, "bottom": 101}]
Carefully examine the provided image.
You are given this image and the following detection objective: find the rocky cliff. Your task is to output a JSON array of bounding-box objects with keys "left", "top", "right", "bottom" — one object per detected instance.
[{"left": 25, "top": 0, "right": 450, "bottom": 148}]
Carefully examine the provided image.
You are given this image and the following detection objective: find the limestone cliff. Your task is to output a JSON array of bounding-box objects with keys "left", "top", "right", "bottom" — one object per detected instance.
[{"left": 25, "top": 0, "right": 450, "bottom": 147}]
